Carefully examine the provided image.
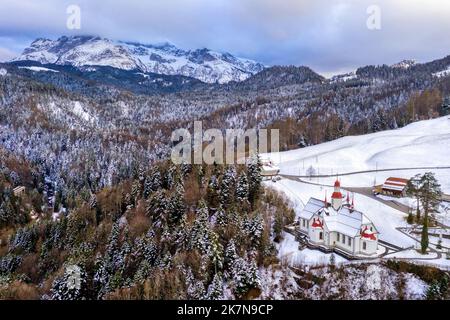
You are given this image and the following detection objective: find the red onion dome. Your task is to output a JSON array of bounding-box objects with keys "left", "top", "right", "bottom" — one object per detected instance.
[{"left": 331, "top": 191, "right": 342, "bottom": 199}]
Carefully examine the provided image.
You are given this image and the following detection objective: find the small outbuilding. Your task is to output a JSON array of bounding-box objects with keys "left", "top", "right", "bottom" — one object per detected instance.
[
  {"left": 260, "top": 158, "right": 280, "bottom": 178},
  {"left": 13, "top": 186, "right": 26, "bottom": 197},
  {"left": 381, "top": 177, "right": 409, "bottom": 197}
]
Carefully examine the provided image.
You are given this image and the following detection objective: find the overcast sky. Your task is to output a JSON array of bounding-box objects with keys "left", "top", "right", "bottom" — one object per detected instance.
[{"left": 1, "top": 0, "right": 449, "bottom": 76}]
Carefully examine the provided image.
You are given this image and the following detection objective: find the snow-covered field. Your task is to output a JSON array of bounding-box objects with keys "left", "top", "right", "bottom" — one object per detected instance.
[
  {"left": 265, "top": 116, "right": 450, "bottom": 193},
  {"left": 18, "top": 66, "right": 59, "bottom": 73}
]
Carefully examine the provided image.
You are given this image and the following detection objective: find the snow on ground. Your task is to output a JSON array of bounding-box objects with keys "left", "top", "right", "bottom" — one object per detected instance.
[
  {"left": 18, "top": 66, "right": 59, "bottom": 73},
  {"left": 306, "top": 263, "right": 427, "bottom": 300},
  {"left": 403, "top": 231, "right": 450, "bottom": 249},
  {"left": 0, "top": 68, "right": 7, "bottom": 76},
  {"left": 438, "top": 202, "right": 450, "bottom": 226},
  {"left": 384, "top": 249, "right": 438, "bottom": 259},
  {"left": 404, "top": 273, "right": 428, "bottom": 299},
  {"left": 429, "top": 234, "right": 450, "bottom": 248},
  {"left": 385, "top": 249, "right": 450, "bottom": 269},
  {"left": 267, "top": 178, "right": 416, "bottom": 248},
  {"left": 258, "top": 265, "right": 299, "bottom": 300},
  {"left": 377, "top": 195, "right": 450, "bottom": 227},
  {"left": 72, "top": 101, "right": 95, "bottom": 123},
  {"left": 259, "top": 258, "right": 429, "bottom": 299},
  {"left": 377, "top": 195, "right": 415, "bottom": 207},
  {"left": 433, "top": 66, "right": 450, "bottom": 78},
  {"left": 277, "top": 232, "right": 347, "bottom": 266},
  {"left": 265, "top": 116, "right": 450, "bottom": 193},
  {"left": 308, "top": 170, "right": 450, "bottom": 196},
  {"left": 422, "top": 258, "right": 450, "bottom": 269},
  {"left": 136, "top": 72, "right": 150, "bottom": 79},
  {"left": 330, "top": 71, "right": 357, "bottom": 83}
]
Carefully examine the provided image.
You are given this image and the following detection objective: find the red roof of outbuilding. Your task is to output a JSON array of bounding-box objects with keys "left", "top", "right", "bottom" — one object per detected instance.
[
  {"left": 385, "top": 177, "right": 409, "bottom": 184},
  {"left": 382, "top": 177, "right": 409, "bottom": 192}
]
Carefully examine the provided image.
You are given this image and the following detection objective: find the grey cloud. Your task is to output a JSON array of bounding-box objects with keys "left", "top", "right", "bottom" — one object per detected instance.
[
  {"left": 0, "top": 0, "right": 449, "bottom": 76},
  {"left": 0, "top": 47, "right": 16, "bottom": 62}
]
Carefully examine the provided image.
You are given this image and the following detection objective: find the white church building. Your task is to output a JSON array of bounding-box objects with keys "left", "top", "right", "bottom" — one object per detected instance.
[{"left": 296, "top": 179, "right": 379, "bottom": 258}]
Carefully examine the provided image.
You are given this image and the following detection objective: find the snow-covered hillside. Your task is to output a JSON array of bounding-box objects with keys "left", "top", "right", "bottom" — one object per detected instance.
[
  {"left": 330, "top": 71, "right": 357, "bottom": 82},
  {"left": 391, "top": 59, "right": 417, "bottom": 69},
  {"left": 12, "top": 36, "right": 265, "bottom": 84},
  {"left": 266, "top": 116, "right": 450, "bottom": 193},
  {"left": 433, "top": 66, "right": 450, "bottom": 78},
  {"left": 18, "top": 66, "right": 59, "bottom": 73}
]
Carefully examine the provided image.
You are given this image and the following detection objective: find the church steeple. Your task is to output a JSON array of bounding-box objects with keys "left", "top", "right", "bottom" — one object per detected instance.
[{"left": 331, "top": 179, "right": 343, "bottom": 210}]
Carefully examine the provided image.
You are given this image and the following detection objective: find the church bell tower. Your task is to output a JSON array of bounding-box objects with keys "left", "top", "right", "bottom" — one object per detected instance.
[{"left": 331, "top": 179, "right": 343, "bottom": 210}]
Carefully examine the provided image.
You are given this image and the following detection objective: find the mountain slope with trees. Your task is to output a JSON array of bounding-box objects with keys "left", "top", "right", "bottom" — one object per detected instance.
[{"left": 1, "top": 47, "right": 450, "bottom": 299}]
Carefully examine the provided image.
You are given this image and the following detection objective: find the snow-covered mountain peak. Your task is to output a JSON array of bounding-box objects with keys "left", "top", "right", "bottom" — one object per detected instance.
[
  {"left": 29, "top": 38, "right": 53, "bottom": 48},
  {"left": 56, "top": 37, "right": 141, "bottom": 71},
  {"left": 13, "top": 35, "right": 265, "bottom": 83},
  {"left": 122, "top": 41, "right": 184, "bottom": 56}
]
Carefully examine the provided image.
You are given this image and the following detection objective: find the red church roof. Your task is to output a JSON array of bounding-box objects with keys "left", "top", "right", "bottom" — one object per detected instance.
[
  {"left": 361, "top": 226, "right": 377, "bottom": 241},
  {"left": 311, "top": 218, "right": 324, "bottom": 229},
  {"left": 334, "top": 179, "right": 341, "bottom": 187}
]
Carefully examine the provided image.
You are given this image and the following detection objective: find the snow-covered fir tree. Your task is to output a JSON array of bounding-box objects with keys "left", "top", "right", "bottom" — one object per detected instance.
[
  {"left": 184, "top": 267, "right": 206, "bottom": 300},
  {"left": 169, "top": 182, "right": 186, "bottom": 225},
  {"left": 220, "top": 166, "right": 236, "bottom": 208},
  {"left": 224, "top": 239, "right": 238, "bottom": 274},
  {"left": 189, "top": 201, "right": 211, "bottom": 255},
  {"left": 206, "top": 272, "right": 224, "bottom": 300},
  {"left": 208, "top": 230, "right": 224, "bottom": 273},
  {"left": 246, "top": 155, "right": 262, "bottom": 205},
  {"left": 207, "top": 174, "right": 220, "bottom": 208},
  {"left": 243, "top": 214, "right": 264, "bottom": 249},
  {"left": 231, "top": 253, "right": 261, "bottom": 298},
  {"left": 236, "top": 172, "right": 249, "bottom": 202},
  {"left": 51, "top": 265, "right": 88, "bottom": 300}
]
